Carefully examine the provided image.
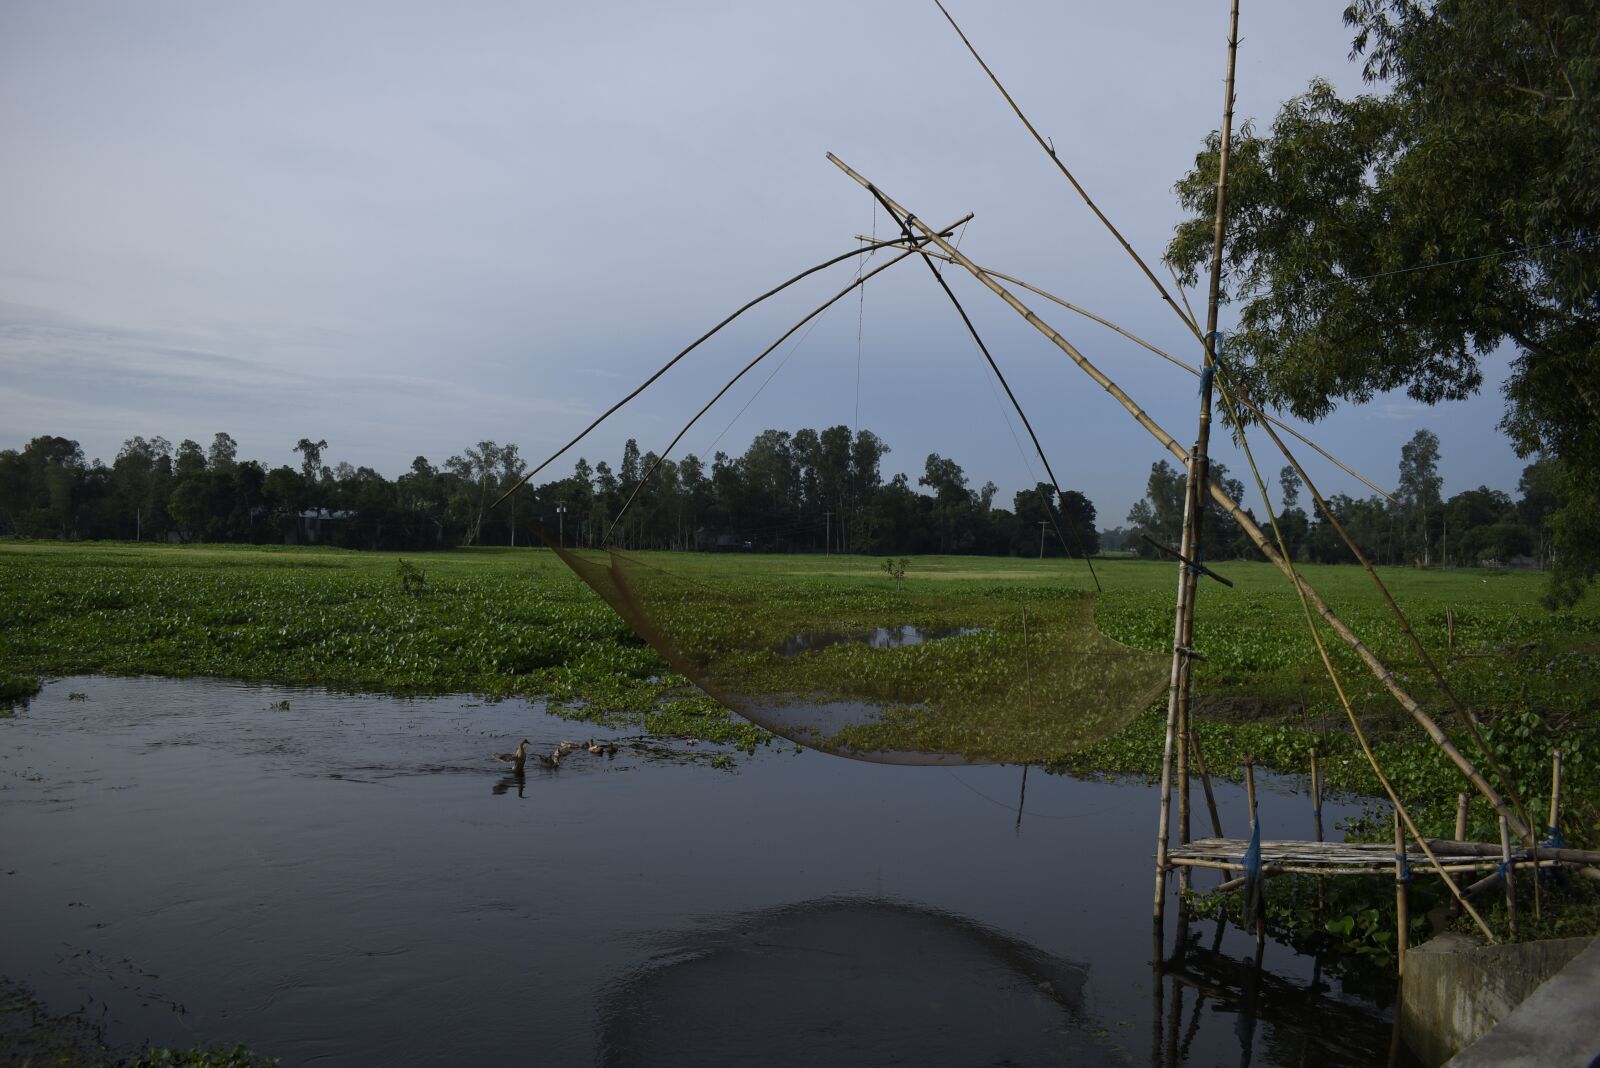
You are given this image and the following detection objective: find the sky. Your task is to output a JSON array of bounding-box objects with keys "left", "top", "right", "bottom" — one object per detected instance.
[{"left": 0, "top": 0, "right": 1533, "bottom": 526}]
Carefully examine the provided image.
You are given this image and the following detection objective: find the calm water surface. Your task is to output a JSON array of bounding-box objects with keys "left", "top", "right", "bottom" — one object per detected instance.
[{"left": 0, "top": 676, "right": 1412, "bottom": 1066}]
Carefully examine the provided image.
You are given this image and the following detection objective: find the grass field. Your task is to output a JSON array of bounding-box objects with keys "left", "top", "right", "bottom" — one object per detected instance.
[{"left": 2, "top": 539, "right": 1596, "bottom": 849}]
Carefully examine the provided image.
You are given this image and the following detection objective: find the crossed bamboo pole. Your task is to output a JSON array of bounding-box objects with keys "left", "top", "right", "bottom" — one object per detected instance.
[{"left": 822, "top": 152, "right": 1530, "bottom": 846}]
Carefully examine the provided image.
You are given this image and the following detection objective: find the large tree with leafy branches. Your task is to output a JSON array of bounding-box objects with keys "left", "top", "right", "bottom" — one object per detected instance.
[{"left": 1166, "top": 0, "right": 1598, "bottom": 602}]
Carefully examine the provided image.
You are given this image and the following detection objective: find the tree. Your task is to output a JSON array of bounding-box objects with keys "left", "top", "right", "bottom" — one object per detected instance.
[
  {"left": 1168, "top": 0, "right": 1600, "bottom": 599},
  {"left": 293, "top": 438, "right": 328, "bottom": 509},
  {"left": 1398, "top": 429, "right": 1443, "bottom": 564},
  {"left": 1278, "top": 465, "right": 1301, "bottom": 511},
  {"left": 208, "top": 432, "right": 238, "bottom": 470},
  {"left": 1126, "top": 461, "right": 1186, "bottom": 551}
]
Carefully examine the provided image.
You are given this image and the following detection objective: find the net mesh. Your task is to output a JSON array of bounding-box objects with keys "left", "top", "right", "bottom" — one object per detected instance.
[{"left": 548, "top": 542, "right": 1167, "bottom": 765}]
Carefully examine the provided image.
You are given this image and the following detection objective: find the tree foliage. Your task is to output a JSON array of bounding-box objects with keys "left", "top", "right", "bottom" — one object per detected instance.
[{"left": 1167, "top": 0, "right": 1599, "bottom": 601}]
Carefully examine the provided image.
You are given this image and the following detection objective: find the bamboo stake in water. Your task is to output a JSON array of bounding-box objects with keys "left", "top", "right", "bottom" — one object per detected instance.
[
  {"left": 1310, "top": 748, "right": 1324, "bottom": 843},
  {"left": 1190, "top": 729, "right": 1223, "bottom": 838},
  {"left": 1500, "top": 815, "right": 1518, "bottom": 942},
  {"left": 1245, "top": 756, "right": 1265, "bottom": 952},
  {"left": 1394, "top": 809, "right": 1409, "bottom": 976}
]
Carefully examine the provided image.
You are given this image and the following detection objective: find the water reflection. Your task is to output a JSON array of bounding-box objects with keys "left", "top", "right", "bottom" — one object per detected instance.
[
  {"left": 777, "top": 624, "right": 986, "bottom": 657},
  {"left": 1, "top": 676, "right": 1406, "bottom": 1066},
  {"left": 491, "top": 770, "right": 526, "bottom": 797},
  {"left": 597, "top": 896, "right": 1125, "bottom": 1067},
  {"left": 1151, "top": 918, "right": 1419, "bottom": 1068}
]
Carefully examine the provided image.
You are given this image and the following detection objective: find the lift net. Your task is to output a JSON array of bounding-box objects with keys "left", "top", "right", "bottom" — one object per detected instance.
[{"left": 548, "top": 542, "right": 1168, "bottom": 765}]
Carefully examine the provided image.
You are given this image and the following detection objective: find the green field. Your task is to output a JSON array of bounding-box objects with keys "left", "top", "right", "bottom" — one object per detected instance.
[{"left": 2, "top": 540, "right": 1596, "bottom": 849}]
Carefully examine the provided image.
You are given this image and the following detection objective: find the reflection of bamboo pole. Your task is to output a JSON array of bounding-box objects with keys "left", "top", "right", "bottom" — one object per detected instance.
[
  {"left": 1190, "top": 729, "right": 1223, "bottom": 838},
  {"left": 1394, "top": 809, "right": 1409, "bottom": 976},
  {"left": 822, "top": 153, "right": 1530, "bottom": 847}
]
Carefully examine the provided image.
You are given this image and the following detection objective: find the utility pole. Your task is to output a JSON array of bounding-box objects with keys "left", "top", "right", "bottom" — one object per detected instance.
[
  {"left": 1038, "top": 520, "right": 1048, "bottom": 559},
  {"left": 825, "top": 511, "right": 833, "bottom": 555}
]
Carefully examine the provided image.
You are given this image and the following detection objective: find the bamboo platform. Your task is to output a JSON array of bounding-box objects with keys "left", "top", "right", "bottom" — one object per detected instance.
[{"left": 1163, "top": 837, "right": 1586, "bottom": 879}]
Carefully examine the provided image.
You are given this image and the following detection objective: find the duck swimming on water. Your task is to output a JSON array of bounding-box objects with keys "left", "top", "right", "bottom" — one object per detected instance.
[
  {"left": 537, "top": 749, "right": 562, "bottom": 769},
  {"left": 494, "top": 739, "right": 531, "bottom": 775}
]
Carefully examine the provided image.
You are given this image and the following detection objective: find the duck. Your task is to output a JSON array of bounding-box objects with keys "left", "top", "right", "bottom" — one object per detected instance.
[
  {"left": 605, "top": 741, "right": 619, "bottom": 757},
  {"left": 556, "top": 740, "right": 580, "bottom": 757},
  {"left": 537, "top": 749, "right": 562, "bottom": 769},
  {"left": 586, "top": 739, "right": 605, "bottom": 755},
  {"left": 494, "top": 739, "right": 531, "bottom": 774}
]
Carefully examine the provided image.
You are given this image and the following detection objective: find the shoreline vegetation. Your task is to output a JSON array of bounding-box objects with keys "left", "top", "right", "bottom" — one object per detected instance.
[{"left": 4, "top": 539, "right": 1596, "bottom": 938}]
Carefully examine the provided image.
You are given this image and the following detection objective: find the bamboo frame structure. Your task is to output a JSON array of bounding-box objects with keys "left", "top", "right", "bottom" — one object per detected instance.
[
  {"left": 822, "top": 150, "right": 1527, "bottom": 852},
  {"left": 931, "top": 0, "right": 1538, "bottom": 849},
  {"left": 852, "top": 237, "right": 1399, "bottom": 504}
]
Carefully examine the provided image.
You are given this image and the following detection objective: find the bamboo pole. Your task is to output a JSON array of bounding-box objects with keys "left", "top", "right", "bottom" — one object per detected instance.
[
  {"left": 821, "top": 154, "right": 1530, "bottom": 847},
  {"left": 1244, "top": 756, "right": 1265, "bottom": 951},
  {"left": 1394, "top": 809, "right": 1409, "bottom": 976},
  {"left": 1456, "top": 793, "right": 1470, "bottom": 841},
  {"left": 1158, "top": 0, "right": 1240, "bottom": 942},
  {"left": 1549, "top": 747, "right": 1563, "bottom": 837},
  {"left": 1500, "top": 815, "right": 1518, "bottom": 941},
  {"left": 1190, "top": 729, "right": 1224, "bottom": 838},
  {"left": 1310, "top": 748, "right": 1324, "bottom": 843}
]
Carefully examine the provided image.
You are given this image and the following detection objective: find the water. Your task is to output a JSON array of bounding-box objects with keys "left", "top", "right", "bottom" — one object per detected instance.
[
  {"left": 776, "top": 624, "right": 986, "bottom": 657},
  {"left": 0, "top": 676, "right": 1412, "bottom": 1066}
]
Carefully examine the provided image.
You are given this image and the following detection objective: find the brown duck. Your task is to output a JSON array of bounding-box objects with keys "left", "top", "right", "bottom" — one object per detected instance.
[{"left": 494, "top": 739, "right": 531, "bottom": 774}]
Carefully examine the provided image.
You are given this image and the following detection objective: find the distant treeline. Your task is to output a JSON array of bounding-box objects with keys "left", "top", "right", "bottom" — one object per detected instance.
[
  {"left": 0, "top": 429, "right": 1099, "bottom": 557},
  {"left": 0, "top": 427, "right": 1559, "bottom": 567},
  {"left": 1108, "top": 429, "right": 1560, "bottom": 570}
]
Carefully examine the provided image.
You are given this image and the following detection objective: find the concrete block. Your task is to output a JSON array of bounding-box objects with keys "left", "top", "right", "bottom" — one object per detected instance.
[{"left": 1400, "top": 932, "right": 1592, "bottom": 1066}]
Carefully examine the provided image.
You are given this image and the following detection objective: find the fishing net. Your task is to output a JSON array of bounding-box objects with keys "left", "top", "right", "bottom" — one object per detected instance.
[
  {"left": 546, "top": 542, "right": 1167, "bottom": 765},
  {"left": 497, "top": 231, "right": 1173, "bottom": 766}
]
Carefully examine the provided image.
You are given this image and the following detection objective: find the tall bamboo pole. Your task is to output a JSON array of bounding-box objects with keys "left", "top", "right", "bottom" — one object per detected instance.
[
  {"left": 821, "top": 152, "right": 1530, "bottom": 846},
  {"left": 1163, "top": 0, "right": 1239, "bottom": 938}
]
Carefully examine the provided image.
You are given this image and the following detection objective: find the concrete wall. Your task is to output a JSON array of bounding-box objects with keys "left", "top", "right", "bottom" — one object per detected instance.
[{"left": 1400, "top": 932, "right": 1593, "bottom": 1066}]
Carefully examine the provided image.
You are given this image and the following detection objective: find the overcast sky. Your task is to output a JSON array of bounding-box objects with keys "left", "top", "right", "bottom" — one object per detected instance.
[{"left": 1, "top": 1, "right": 1531, "bottom": 525}]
